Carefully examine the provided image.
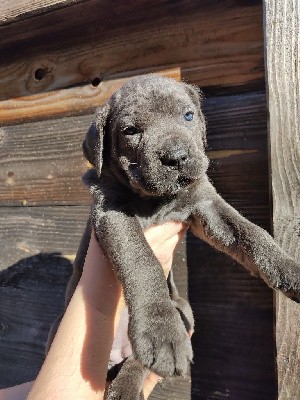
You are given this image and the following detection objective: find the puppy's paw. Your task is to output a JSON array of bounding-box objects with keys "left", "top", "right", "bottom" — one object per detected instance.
[
  {"left": 276, "top": 259, "right": 300, "bottom": 303},
  {"left": 106, "top": 383, "right": 144, "bottom": 400},
  {"left": 106, "top": 358, "right": 145, "bottom": 400},
  {"left": 129, "top": 301, "right": 193, "bottom": 377}
]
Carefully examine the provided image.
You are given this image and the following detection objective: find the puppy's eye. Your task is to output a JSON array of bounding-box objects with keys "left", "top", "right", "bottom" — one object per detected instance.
[
  {"left": 184, "top": 111, "right": 194, "bottom": 121},
  {"left": 123, "top": 126, "right": 139, "bottom": 135}
]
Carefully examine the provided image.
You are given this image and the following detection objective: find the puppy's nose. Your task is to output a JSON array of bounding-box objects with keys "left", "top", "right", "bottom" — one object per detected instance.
[{"left": 160, "top": 147, "right": 189, "bottom": 168}]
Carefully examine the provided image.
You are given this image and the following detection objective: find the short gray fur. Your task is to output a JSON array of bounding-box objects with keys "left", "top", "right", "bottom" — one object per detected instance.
[{"left": 49, "top": 75, "right": 300, "bottom": 399}]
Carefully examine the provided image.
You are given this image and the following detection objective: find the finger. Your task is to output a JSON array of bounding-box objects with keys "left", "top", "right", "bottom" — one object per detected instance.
[
  {"left": 154, "top": 229, "right": 186, "bottom": 274},
  {"left": 165, "top": 227, "right": 187, "bottom": 250},
  {"left": 145, "top": 221, "right": 188, "bottom": 244}
]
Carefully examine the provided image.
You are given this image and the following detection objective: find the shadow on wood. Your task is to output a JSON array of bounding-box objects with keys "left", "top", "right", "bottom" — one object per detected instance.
[{"left": 0, "top": 252, "right": 72, "bottom": 388}]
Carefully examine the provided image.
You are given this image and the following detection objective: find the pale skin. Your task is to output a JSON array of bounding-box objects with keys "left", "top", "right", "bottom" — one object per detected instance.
[{"left": 0, "top": 221, "right": 187, "bottom": 400}]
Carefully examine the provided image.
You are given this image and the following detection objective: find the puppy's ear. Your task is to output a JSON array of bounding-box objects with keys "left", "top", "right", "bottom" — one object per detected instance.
[
  {"left": 183, "top": 83, "right": 207, "bottom": 147},
  {"left": 82, "top": 102, "right": 110, "bottom": 174}
]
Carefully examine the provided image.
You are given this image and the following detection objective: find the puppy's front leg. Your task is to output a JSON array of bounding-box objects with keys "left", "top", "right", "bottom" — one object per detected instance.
[
  {"left": 191, "top": 181, "right": 300, "bottom": 302},
  {"left": 93, "top": 210, "right": 193, "bottom": 377}
]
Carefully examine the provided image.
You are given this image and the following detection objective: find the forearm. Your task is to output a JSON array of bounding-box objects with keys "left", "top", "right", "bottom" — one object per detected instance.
[
  {"left": 4, "top": 222, "right": 186, "bottom": 400},
  {"left": 28, "top": 232, "right": 123, "bottom": 400}
]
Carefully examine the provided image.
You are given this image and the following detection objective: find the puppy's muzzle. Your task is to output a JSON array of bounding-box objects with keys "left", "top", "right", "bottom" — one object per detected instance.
[{"left": 159, "top": 145, "right": 189, "bottom": 169}]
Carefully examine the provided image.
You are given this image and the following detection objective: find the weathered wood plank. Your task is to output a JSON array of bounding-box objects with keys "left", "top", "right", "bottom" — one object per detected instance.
[
  {"left": 203, "top": 92, "right": 270, "bottom": 229},
  {"left": 0, "top": 68, "right": 180, "bottom": 125},
  {"left": 264, "top": 0, "right": 300, "bottom": 398},
  {"left": 0, "top": 93, "right": 269, "bottom": 209},
  {"left": 0, "top": 206, "right": 90, "bottom": 271},
  {"left": 0, "top": 114, "right": 91, "bottom": 206},
  {"left": 0, "top": 0, "right": 82, "bottom": 26},
  {"left": 0, "top": 1, "right": 264, "bottom": 100}
]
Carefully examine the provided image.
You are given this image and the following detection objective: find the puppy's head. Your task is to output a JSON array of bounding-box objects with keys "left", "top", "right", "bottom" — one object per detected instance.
[{"left": 83, "top": 75, "right": 209, "bottom": 197}]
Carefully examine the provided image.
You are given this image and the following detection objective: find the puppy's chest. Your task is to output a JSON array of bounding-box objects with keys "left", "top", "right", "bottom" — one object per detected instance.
[
  {"left": 117, "top": 192, "right": 195, "bottom": 229},
  {"left": 139, "top": 203, "right": 191, "bottom": 229}
]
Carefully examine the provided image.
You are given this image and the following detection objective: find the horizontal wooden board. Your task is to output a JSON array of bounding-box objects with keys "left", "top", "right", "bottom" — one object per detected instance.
[
  {"left": 204, "top": 92, "right": 270, "bottom": 229},
  {"left": 0, "top": 0, "right": 264, "bottom": 100},
  {"left": 0, "top": 114, "right": 91, "bottom": 206},
  {"left": 0, "top": 92, "right": 269, "bottom": 211},
  {"left": 0, "top": 0, "right": 82, "bottom": 25},
  {"left": 0, "top": 68, "right": 180, "bottom": 125},
  {"left": 0, "top": 206, "right": 90, "bottom": 271}
]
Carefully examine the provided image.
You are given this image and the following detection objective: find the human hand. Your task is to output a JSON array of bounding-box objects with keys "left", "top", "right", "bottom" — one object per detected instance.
[
  {"left": 144, "top": 221, "right": 188, "bottom": 277},
  {"left": 25, "top": 221, "right": 188, "bottom": 400}
]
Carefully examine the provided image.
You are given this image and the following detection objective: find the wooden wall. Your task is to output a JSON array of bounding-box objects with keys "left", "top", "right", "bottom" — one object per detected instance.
[{"left": 0, "top": 1, "right": 278, "bottom": 399}]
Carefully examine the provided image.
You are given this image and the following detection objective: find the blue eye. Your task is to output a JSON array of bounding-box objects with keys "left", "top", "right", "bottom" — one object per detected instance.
[{"left": 184, "top": 111, "right": 194, "bottom": 121}]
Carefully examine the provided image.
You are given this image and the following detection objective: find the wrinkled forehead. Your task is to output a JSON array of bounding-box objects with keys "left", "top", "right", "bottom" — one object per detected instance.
[{"left": 110, "top": 77, "right": 192, "bottom": 118}]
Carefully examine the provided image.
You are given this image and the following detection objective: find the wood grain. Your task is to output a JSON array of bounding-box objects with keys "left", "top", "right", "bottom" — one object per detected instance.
[
  {"left": 0, "top": 68, "right": 180, "bottom": 125},
  {"left": 0, "top": 93, "right": 269, "bottom": 209},
  {"left": 264, "top": 0, "right": 300, "bottom": 398},
  {"left": 0, "top": 114, "right": 91, "bottom": 206},
  {"left": 0, "top": 0, "right": 264, "bottom": 100},
  {"left": 0, "top": 206, "right": 90, "bottom": 271},
  {"left": 0, "top": 0, "right": 82, "bottom": 25},
  {"left": 203, "top": 92, "right": 270, "bottom": 229}
]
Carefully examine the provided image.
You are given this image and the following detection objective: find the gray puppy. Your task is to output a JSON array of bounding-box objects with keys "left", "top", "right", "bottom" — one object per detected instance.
[{"left": 55, "top": 75, "right": 300, "bottom": 399}]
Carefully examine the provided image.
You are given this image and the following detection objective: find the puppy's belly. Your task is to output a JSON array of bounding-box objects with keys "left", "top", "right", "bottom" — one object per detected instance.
[{"left": 108, "top": 307, "right": 132, "bottom": 369}]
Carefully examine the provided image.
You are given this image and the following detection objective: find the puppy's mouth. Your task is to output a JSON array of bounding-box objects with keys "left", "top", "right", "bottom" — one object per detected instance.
[{"left": 123, "top": 158, "right": 201, "bottom": 197}]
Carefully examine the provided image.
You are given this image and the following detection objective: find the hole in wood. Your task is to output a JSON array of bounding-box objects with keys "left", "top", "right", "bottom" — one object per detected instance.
[
  {"left": 6, "top": 171, "right": 15, "bottom": 186},
  {"left": 35, "top": 68, "right": 46, "bottom": 81},
  {"left": 91, "top": 77, "right": 101, "bottom": 87}
]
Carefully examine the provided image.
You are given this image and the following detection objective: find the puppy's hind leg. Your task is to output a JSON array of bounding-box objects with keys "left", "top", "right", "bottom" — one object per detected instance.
[{"left": 106, "top": 357, "right": 148, "bottom": 400}]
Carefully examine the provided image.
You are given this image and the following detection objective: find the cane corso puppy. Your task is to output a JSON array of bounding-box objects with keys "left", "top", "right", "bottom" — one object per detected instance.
[{"left": 55, "top": 75, "right": 300, "bottom": 399}]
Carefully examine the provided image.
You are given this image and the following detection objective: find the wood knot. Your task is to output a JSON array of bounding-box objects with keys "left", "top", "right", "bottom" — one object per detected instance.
[
  {"left": 26, "top": 59, "right": 56, "bottom": 93},
  {"left": 6, "top": 171, "right": 15, "bottom": 186},
  {"left": 34, "top": 68, "right": 47, "bottom": 81}
]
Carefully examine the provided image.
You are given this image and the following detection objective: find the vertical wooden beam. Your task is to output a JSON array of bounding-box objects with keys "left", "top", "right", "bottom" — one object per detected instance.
[{"left": 264, "top": 1, "right": 300, "bottom": 398}]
